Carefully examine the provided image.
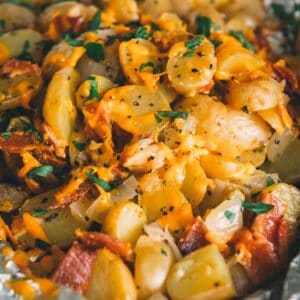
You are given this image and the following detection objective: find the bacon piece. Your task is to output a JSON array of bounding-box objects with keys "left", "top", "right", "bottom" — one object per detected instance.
[
  {"left": 0, "top": 132, "right": 37, "bottom": 153},
  {"left": 178, "top": 217, "right": 208, "bottom": 255},
  {"left": 50, "top": 181, "right": 93, "bottom": 209},
  {"left": 2, "top": 59, "right": 41, "bottom": 78},
  {"left": 272, "top": 64, "right": 300, "bottom": 95},
  {"left": 52, "top": 242, "right": 96, "bottom": 294},
  {"left": 77, "top": 231, "right": 133, "bottom": 262},
  {"left": 234, "top": 194, "right": 289, "bottom": 287}
]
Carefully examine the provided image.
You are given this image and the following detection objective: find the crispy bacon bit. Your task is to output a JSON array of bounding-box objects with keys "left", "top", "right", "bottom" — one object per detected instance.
[
  {"left": 272, "top": 63, "right": 300, "bottom": 96},
  {"left": 0, "top": 132, "right": 37, "bottom": 154},
  {"left": 234, "top": 194, "right": 289, "bottom": 287},
  {"left": 178, "top": 217, "right": 208, "bottom": 255},
  {"left": 2, "top": 59, "right": 41, "bottom": 78},
  {"left": 77, "top": 231, "right": 133, "bottom": 262},
  {"left": 52, "top": 242, "right": 96, "bottom": 293},
  {"left": 51, "top": 181, "right": 93, "bottom": 209}
]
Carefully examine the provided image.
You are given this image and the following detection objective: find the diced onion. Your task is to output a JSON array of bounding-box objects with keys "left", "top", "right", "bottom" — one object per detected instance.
[
  {"left": 144, "top": 222, "right": 182, "bottom": 260},
  {"left": 111, "top": 176, "right": 139, "bottom": 204}
]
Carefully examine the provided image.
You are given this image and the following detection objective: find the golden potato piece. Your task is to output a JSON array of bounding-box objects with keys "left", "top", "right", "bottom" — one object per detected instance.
[
  {"left": 166, "top": 244, "right": 236, "bottom": 300},
  {"left": 135, "top": 235, "right": 174, "bottom": 299},
  {"left": 104, "top": 201, "right": 147, "bottom": 245},
  {"left": 43, "top": 67, "right": 79, "bottom": 150},
  {"left": 87, "top": 248, "right": 137, "bottom": 300}
]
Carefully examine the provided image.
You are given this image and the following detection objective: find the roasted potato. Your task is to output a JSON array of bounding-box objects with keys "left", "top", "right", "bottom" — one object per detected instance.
[
  {"left": 104, "top": 201, "right": 147, "bottom": 245},
  {"left": 87, "top": 248, "right": 137, "bottom": 300},
  {"left": 43, "top": 67, "right": 79, "bottom": 152},
  {"left": 135, "top": 235, "right": 174, "bottom": 299},
  {"left": 166, "top": 244, "right": 236, "bottom": 300}
]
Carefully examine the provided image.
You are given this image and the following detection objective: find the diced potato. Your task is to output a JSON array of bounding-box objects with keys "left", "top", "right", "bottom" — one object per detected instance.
[
  {"left": 105, "top": 0, "right": 139, "bottom": 23},
  {"left": 204, "top": 190, "right": 244, "bottom": 246},
  {"left": 167, "top": 39, "right": 216, "bottom": 96},
  {"left": 177, "top": 95, "right": 271, "bottom": 159},
  {"left": 181, "top": 159, "right": 209, "bottom": 208},
  {"left": 16, "top": 190, "right": 89, "bottom": 248},
  {"left": 138, "top": 174, "right": 188, "bottom": 222},
  {"left": 141, "top": 0, "right": 172, "bottom": 17},
  {"left": 261, "top": 183, "right": 300, "bottom": 241},
  {"left": 135, "top": 235, "right": 174, "bottom": 299},
  {"left": 0, "top": 29, "right": 43, "bottom": 65},
  {"left": 215, "top": 46, "right": 265, "bottom": 80},
  {"left": 101, "top": 85, "right": 170, "bottom": 136},
  {"left": 200, "top": 153, "right": 255, "bottom": 183},
  {"left": 104, "top": 201, "right": 147, "bottom": 245},
  {"left": 146, "top": 293, "right": 168, "bottom": 300},
  {"left": 226, "top": 77, "right": 284, "bottom": 112},
  {"left": 119, "top": 38, "right": 160, "bottom": 88},
  {"left": 43, "top": 67, "right": 79, "bottom": 151},
  {"left": 87, "top": 248, "right": 137, "bottom": 300},
  {"left": 166, "top": 244, "right": 236, "bottom": 300}
]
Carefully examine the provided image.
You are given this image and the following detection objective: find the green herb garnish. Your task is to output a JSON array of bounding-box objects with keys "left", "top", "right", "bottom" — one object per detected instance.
[
  {"left": 87, "top": 76, "right": 100, "bottom": 100},
  {"left": 85, "top": 42, "right": 105, "bottom": 62},
  {"left": 31, "top": 208, "right": 48, "bottom": 217},
  {"left": 18, "top": 40, "right": 33, "bottom": 61},
  {"left": 87, "top": 10, "right": 101, "bottom": 31},
  {"left": 242, "top": 201, "right": 274, "bottom": 214},
  {"left": 62, "top": 31, "right": 84, "bottom": 47},
  {"left": 266, "top": 176, "right": 275, "bottom": 186},
  {"left": 105, "top": 36, "right": 116, "bottom": 46},
  {"left": 185, "top": 35, "right": 205, "bottom": 51},
  {"left": 161, "top": 248, "right": 168, "bottom": 256},
  {"left": 195, "top": 16, "right": 220, "bottom": 37},
  {"left": 134, "top": 26, "right": 151, "bottom": 39},
  {"left": 27, "top": 165, "right": 53, "bottom": 179},
  {"left": 157, "top": 110, "right": 189, "bottom": 120},
  {"left": 210, "top": 39, "right": 223, "bottom": 48},
  {"left": 86, "top": 170, "right": 112, "bottom": 192},
  {"left": 35, "top": 238, "right": 51, "bottom": 250},
  {"left": 182, "top": 51, "right": 194, "bottom": 57},
  {"left": 229, "top": 31, "right": 254, "bottom": 51},
  {"left": 72, "top": 140, "right": 86, "bottom": 151},
  {"left": 139, "top": 61, "right": 160, "bottom": 73},
  {"left": 224, "top": 210, "right": 235, "bottom": 223},
  {"left": 1, "top": 132, "right": 11, "bottom": 140}
]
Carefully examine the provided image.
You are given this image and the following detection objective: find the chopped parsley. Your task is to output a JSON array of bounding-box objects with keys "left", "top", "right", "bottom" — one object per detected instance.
[
  {"left": 62, "top": 31, "right": 84, "bottom": 47},
  {"left": 35, "top": 238, "right": 51, "bottom": 250},
  {"left": 242, "top": 201, "right": 274, "bottom": 214},
  {"left": 229, "top": 31, "right": 254, "bottom": 52},
  {"left": 210, "top": 39, "right": 223, "bottom": 48},
  {"left": 122, "top": 26, "right": 151, "bottom": 41},
  {"left": 72, "top": 140, "right": 86, "bottom": 151},
  {"left": 86, "top": 170, "right": 112, "bottom": 192},
  {"left": 161, "top": 248, "right": 168, "bottom": 256},
  {"left": 87, "top": 76, "right": 100, "bottom": 100},
  {"left": 266, "top": 176, "right": 275, "bottom": 186},
  {"left": 87, "top": 10, "right": 101, "bottom": 31},
  {"left": 31, "top": 208, "right": 48, "bottom": 217},
  {"left": 18, "top": 40, "right": 33, "bottom": 61},
  {"left": 195, "top": 16, "right": 220, "bottom": 37},
  {"left": 1, "top": 132, "right": 11, "bottom": 140},
  {"left": 139, "top": 61, "right": 160, "bottom": 73},
  {"left": 183, "top": 35, "right": 205, "bottom": 56},
  {"left": 105, "top": 36, "right": 116, "bottom": 46},
  {"left": 85, "top": 42, "right": 105, "bottom": 62},
  {"left": 27, "top": 165, "right": 53, "bottom": 179},
  {"left": 224, "top": 210, "right": 235, "bottom": 223},
  {"left": 156, "top": 110, "right": 189, "bottom": 120}
]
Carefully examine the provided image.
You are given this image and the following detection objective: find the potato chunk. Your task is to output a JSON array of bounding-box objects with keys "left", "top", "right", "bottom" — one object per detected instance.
[
  {"left": 43, "top": 67, "right": 79, "bottom": 150},
  {"left": 104, "top": 201, "right": 147, "bottom": 245},
  {"left": 166, "top": 244, "right": 236, "bottom": 300},
  {"left": 87, "top": 248, "right": 137, "bottom": 300}
]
